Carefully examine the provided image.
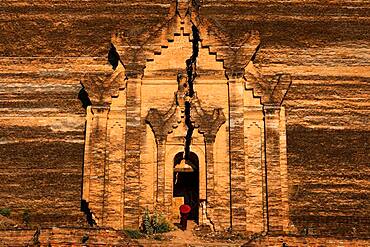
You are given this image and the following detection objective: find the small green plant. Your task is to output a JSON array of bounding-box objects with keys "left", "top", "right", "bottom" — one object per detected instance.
[
  {"left": 22, "top": 209, "right": 30, "bottom": 226},
  {"left": 140, "top": 208, "right": 172, "bottom": 235},
  {"left": 142, "top": 208, "right": 154, "bottom": 235},
  {"left": 0, "top": 208, "right": 11, "bottom": 217},
  {"left": 123, "top": 229, "right": 144, "bottom": 239},
  {"left": 155, "top": 213, "right": 171, "bottom": 233},
  {"left": 151, "top": 211, "right": 159, "bottom": 232}
]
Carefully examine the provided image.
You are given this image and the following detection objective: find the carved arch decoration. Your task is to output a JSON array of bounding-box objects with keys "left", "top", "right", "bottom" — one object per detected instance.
[
  {"left": 145, "top": 92, "right": 226, "bottom": 144},
  {"left": 145, "top": 94, "right": 179, "bottom": 142},
  {"left": 79, "top": 63, "right": 126, "bottom": 106},
  {"left": 80, "top": 1, "right": 291, "bottom": 108}
]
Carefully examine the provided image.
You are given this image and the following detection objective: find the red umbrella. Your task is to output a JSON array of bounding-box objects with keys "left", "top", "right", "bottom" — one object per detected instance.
[{"left": 180, "top": 204, "right": 191, "bottom": 214}]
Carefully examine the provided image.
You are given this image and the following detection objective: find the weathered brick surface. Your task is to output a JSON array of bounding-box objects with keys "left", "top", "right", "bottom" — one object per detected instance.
[
  {"left": 245, "top": 234, "right": 370, "bottom": 247},
  {"left": 0, "top": 227, "right": 136, "bottom": 246},
  {"left": 0, "top": 0, "right": 368, "bottom": 243},
  {"left": 287, "top": 127, "right": 370, "bottom": 238}
]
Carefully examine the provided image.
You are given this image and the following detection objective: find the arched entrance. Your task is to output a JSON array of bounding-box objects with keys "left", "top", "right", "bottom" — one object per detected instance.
[{"left": 173, "top": 152, "right": 199, "bottom": 223}]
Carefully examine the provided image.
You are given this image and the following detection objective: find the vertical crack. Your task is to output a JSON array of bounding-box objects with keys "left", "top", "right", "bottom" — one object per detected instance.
[
  {"left": 81, "top": 199, "right": 96, "bottom": 226},
  {"left": 186, "top": 25, "right": 199, "bottom": 98},
  {"left": 184, "top": 25, "right": 200, "bottom": 160}
]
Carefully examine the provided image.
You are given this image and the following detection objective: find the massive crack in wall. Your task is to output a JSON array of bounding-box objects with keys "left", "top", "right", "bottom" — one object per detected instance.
[{"left": 183, "top": 25, "right": 200, "bottom": 160}]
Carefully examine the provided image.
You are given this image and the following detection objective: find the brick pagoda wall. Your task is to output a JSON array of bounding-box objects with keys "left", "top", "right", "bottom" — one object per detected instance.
[{"left": 0, "top": 0, "right": 368, "bottom": 238}]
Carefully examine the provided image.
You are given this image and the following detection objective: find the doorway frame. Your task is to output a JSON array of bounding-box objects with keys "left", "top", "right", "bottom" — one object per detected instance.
[
  {"left": 165, "top": 143, "right": 206, "bottom": 223},
  {"left": 172, "top": 151, "right": 200, "bottom": 223}
]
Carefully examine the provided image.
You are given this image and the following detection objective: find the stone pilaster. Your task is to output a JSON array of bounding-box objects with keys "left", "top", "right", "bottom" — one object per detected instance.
[
  {"left": 87, "top": 106, "right": 109, "bottom": 225},
  {"left": 82, "top": 106, "right": 94, "bottom": 203},
  {"left": 124, "top": 66, "right": 144, "bottom": 228},
  {"left": 263, "top": 105, "right": 285, "bottom": 233},
  {"left": 203, "top": 134, "right": 216, "bottom": 221},
  {"left": 105, "top": 109, "right": 126, "bottom": 229},
  {"left": 204, "top": 134, "right": 216, "bottom": 206},
  {"left": 227, "top": 71, "right": 246, "bottom": 232},
  {"left": 244, "top": 122, "right": 266, "bottom": 233},
  {"left": 145, "top": 97, "right": 179, "bottom": 214},
  {"left": 279, "top": 107, "right": 291, "bottom": 232},
  {"left": 156, "top": 136, "right": 167, "bottom": 209}
]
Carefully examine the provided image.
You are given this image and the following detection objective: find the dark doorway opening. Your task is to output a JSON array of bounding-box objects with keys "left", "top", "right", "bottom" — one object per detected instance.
[{"left": 173, "top": 152, "right": 199, "bottom": 223}]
